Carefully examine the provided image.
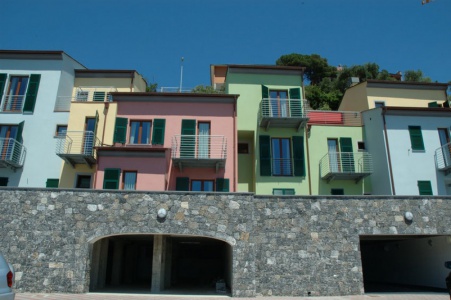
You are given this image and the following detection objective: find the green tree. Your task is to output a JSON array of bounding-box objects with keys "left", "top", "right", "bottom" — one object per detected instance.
[
  {"left": 146, "top": 82, "right": 158, "bottom": 92},
  {"left": 404, "top": 70, "right": 432, "bottom": 82}
]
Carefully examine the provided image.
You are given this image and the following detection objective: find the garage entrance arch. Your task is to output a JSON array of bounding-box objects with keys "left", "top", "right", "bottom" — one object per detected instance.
[{"left": 89, "top": 234, "right": 233, "bottom": 295}]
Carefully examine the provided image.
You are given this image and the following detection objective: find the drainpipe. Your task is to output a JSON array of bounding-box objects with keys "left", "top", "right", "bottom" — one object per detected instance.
[
  {"left": 382, "top": 108, "right": 396, "bottom": 195},
  {"left": 130, "top": 72, "right": 134, "bottom": 92},
  {"left": 305, "top": 125, "right": 312, "bottom": 195},
  {"left": 233, "top": 95, "right": 237, "bottom": 192}
]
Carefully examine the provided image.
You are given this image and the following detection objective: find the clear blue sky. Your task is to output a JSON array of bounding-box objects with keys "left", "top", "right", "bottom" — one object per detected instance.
[{"left": 1, "top": 0, "right": 450, "bottom": 88}]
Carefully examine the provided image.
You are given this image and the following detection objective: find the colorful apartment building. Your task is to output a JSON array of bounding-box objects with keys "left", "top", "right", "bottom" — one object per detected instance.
[
  {"left": 339, "top": 80, "right": 448, "bottom": 111},
  {"left": 0, "top": 50, "right": 85, "bottom": 187},
  {"left": 211, "top": 65, "right": 308, "bottom": 195},
  {"left": 363, "top": 106, "right": 451, "bottom": 195},
  {"left": 57, "top": 70, "right": 147, "bottom": 188},
  {"left": 91, "top": 92, "right": 238, "bottom": 192},
  {"left": 306, "top": 110, "right": 372, "bottom": 195}
]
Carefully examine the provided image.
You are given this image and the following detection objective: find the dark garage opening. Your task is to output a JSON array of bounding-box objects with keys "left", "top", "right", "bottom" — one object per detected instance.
[
  {"left": 360, "top": 235, "right": 451, "bottom": 294},
  {"left": 89, "top": 234, "right": 232, "bottom": 295}
]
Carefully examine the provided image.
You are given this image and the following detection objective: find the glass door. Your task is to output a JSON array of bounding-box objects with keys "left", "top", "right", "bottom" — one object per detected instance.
[
  {"left": 198, "top": 122, "right": 210, "bottom": 158},
  {"left": 328, "top": 139, "right": 340, "bottom": 172},
  {"left": 438, "top": 128, "right": 451, "bottom": 167},
  {"left": 269, "top": 90, "right": 289, "bottom": 117},
  {"left": 83, "top": 118, "right": 96, "bottom": 155}
]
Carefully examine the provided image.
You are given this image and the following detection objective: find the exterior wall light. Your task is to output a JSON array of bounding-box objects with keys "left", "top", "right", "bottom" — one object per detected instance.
[
  {"left": 404, "top": 211, "right": 413, "bottom": 222},
  {"left": 157, "top": 208, "right": 167, "bottom": 219}
]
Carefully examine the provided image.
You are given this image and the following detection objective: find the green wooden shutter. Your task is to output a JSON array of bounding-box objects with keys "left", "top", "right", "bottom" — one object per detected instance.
[
  {"left": 418, "top": 181, "right": 433, "bottom": 195},
  {"left": 152, "top": 119, "right": 166, "bottom": 145},
  {"left": 0, "top": 177, "right": 8, "bottom": 187},
  {"left": 262, "top": 85, "right": 269, "bottom": 99},
  {"left": 409, "top": 126, "right": 425, "bottom": 151},
  {"left": 16, "top": 121, "right": 24, "bottom": 142},
  {"left": 23, "top": 74, "right": 41, "bottom": 113},
  {"left": 292, "top": 136, "right": 305, "bottom": 176},
  {"left": 340, "top": 137, "right": 355, "bottom": 172},
  {"left": 103, "top": 168, "right": 121, "bottom": 189},
  {"left": 93, "top": 91, "right": 105, "bottom": 102},
  {"left": 289, "top": 88, "right": 302, "bottom": 117},
  {"left": 181, "top": 119, "right": 196, "bottom": 158},
  {"left": 216, "top": 178, "right": 230, "bottom": 192},
  {"left": 113, "top": 117, "right": 128, "bottom": 144},
  {"left": 0, "top": 74, "right": 7, "bottom": 100},
  {"left": 46, "top": 178, "right": 59, "bottom": 188},
  {"left": 175, "top": 177, "right": 190, "bottom": 191},
  {"left": 259, "top": 135, "right": 271, "bottom": 176},
  {"left": 13, "top": 121, "right": 25, "bottom": 164}
]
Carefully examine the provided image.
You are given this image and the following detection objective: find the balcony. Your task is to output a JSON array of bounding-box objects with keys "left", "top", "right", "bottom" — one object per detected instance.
[
  {"left": 259, "top": 98, "right": 309, "bottom": 131},
  {"left": 435, "top": 143, "right": 451, "bottom": 174},
  {"left": 54, "top": 87, "right": 117, "bottom": 112},
  {"left": 0, "top": 95, "right": 25, "bottom": 112},
  {"left": 0, "top": 138, "right": 26, "bottom": 170},
  {"left": 171, "top": 135, "right": 227, "bottom": 171},
  {"left": 56, "top": 131, "right": 100, "bottom": 168},
  {"left": 320, "top": 152, "right": 373, "bottom": 183}
]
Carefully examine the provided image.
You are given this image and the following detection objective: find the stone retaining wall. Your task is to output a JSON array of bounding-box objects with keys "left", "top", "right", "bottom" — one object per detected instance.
[{"left": 1, "top": 188, "right": 450, "bottom": 297}]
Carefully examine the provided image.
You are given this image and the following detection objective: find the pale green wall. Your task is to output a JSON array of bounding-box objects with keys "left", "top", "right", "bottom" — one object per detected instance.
[
  {"left": 307, "top": 125, "right": 372, "bottom": 195},
  {"left": 227, "top": 73, "right": 303, "bottom": 131},
  {"left": 226, "top": 72, "right": 305, "bottom": 195}
]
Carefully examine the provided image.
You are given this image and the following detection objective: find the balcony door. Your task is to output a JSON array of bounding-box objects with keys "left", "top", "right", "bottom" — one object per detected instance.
[
  {"left": 328, "top": 139, "right": 339, "bottom": 172},
  {"left": 198, "top": 122, "right": 210, "bottom": 158},
  {"left": 83, "top": 118, "right": 96, "bottom": 155},
  {"left": 269, "top": 90, "right": 288, "bottom": 117},
  {"left": 0, "top": 125, "right": 18, "bottom": 160},
  {"left": 271, "top": 138, "right": 292, "bottom": 176},
  {"left": 3, "top": 76, "right": 29, "bottom": 112},
  {"left": 438, "top": 128, "right": 451, "bottom": 167}
]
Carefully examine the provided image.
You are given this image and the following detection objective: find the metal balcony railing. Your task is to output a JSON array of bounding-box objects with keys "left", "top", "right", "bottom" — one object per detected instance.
[
  {"left": 56, "top": 131, "right": 100, "bottom": 168},
  {"left": 159, "top": 87, "right": 193, "bottom": 93},
  {"left": 435, "top": 142, "right": 451, "bottom": 172},
  {"left": 0, "top": 95, "right": 25, "bottom": 112},
  {"left": 307, "top": 110, "right": 362, "bottom": 126},
  {"left": 0, "top": 138, "right": 26, "bottom": 169},
  {"left": 320, "top": 152, "right": 373, "bottom": 183},
  {"left": 259, "top": 99, "right": 309, "bottom": 130},
  {"left": 271, "top": 158, "right": 293, "bottom": 176},
  {"left": 171, "top": 135, "right": 227, "bottom": 171}
]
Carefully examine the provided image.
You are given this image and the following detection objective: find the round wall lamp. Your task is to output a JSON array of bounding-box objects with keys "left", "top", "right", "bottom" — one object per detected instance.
[
  {"left": 404, "top": 211, "right": 413, "bottom": 222},
  {"left": 157, "top": 208, "right": 167, "bottom": 219}
]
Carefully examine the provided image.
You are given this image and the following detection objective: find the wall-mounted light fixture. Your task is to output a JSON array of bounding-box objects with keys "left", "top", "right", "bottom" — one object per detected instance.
[
  {"left": 404, "top": 211, "right": 413, "bottom": 222},
  {"left": 157, "top": 208, "right": 167, "bottom": 219}
]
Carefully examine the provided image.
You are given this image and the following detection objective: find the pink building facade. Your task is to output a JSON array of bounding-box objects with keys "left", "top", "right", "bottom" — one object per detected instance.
[{"left": 94, "top": 93, "right": 238, "bottom": 192}]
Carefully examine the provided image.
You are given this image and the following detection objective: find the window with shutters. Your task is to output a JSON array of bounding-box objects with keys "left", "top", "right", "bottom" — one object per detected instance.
[
  {"left": 408, "top": 126, "right": 425, "bottom": 151},
  {"left": 259, "top": 135, "right": 305, "bottom": 177},
  {"left": 114, "top": 117, "right": 165, "bottom": 145},
  {"left": 0, "top": 74, "right": 41, "bottom": 113},
  {"left": 261, "top": 86, "right": 302, "bottom": 118},
  {"left": 418, "top": 180, "right": 433, "bottom": 195}
]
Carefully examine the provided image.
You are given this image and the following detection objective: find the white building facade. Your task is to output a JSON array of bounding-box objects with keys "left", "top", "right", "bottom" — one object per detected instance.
[
  {"left": 0, "top": 50, "right": 85, "bottom": 187},
  {"left": 363, "top": 107, "right": 451, "bottom": 195}
]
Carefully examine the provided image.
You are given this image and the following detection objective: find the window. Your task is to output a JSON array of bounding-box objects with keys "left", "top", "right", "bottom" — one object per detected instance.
[
  {"left": 331, "top": 188, "right": 344, "bottom": 195},
  {"left": 273, "top": 189, "right": 295, "bottom": 195},
  {"left": 438, "top": 128, "right": 451, "bottom": 166},
  {"left": 0, "top": 74, "right": 40, "bottom": 113},
  {"left": 357, "top": 141, "right": 366, "bottom": 151},
  {"left": 123, "top": 171, "right": 137, "bottom": 190},
  {"left": 408, "top": 126, "right": 425, "bottom": 151},
  {"left": 418, "top": 180, "right": 432, "bottom": 195},
  {"left": 191, "top": 180, "right": 214, "bottom": 192},
  {"left": 46, "top": 178, "right": 59, "bottom": 188},
  {"left": 238, "top": 143, "right": 249, "bottom": 154},
  {"left": 129, "top": 121, "right": 151, "bottom": 144},
  {"left": 272, "top": 138, "right": 292, "bottom": 176},
  {"left": 261, "top": 85, "right": 302, "bottom": 118},
  {"left": 55, "top": 125, "right": 67, "bottom": 137},
  {"left": 198, "top": 122, "right": 210, "bottom": 158},
  {"left": 76, "top": 175, "right": 91, "bottom": 189},
  {"left": 0, "top": 177, "right": 8, "bottom": 186},
  {"left": 374, "top": 101, "right": 385, "bottom": 108},
  {"left": 259, "top": 135, "right": 305, "bottom": 177},
  {"left": 103, "top": 168, "right": 121, "bottom": 190}
]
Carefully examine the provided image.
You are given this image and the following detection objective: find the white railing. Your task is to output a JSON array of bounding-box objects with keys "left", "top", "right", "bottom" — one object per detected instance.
[
  {"left": 435, "top": 143, "right": 451, "bottom": 170},
  {"left": 159, "top": 87, "right": 193, "bottom": 93},
  {"left": 260, "top": 98, "right": 308, "bottom": 119},
  {"left": 307, "top": 110, "right": 362, "bottom": 126},
  {"left": 320, "top": 152, "right": 373, "bottom": 176},
  {"left": 171, "top": 135, "right": 227, "bottom": 160},
  {"left": 0, "top": 95, "right": 25, "bottom": 112},
  {"left": 56, "top": 131, "right": 100, "bottom": 156},
  {"left": 0, "top": 138, "right": 26, "bottom": 167}
]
